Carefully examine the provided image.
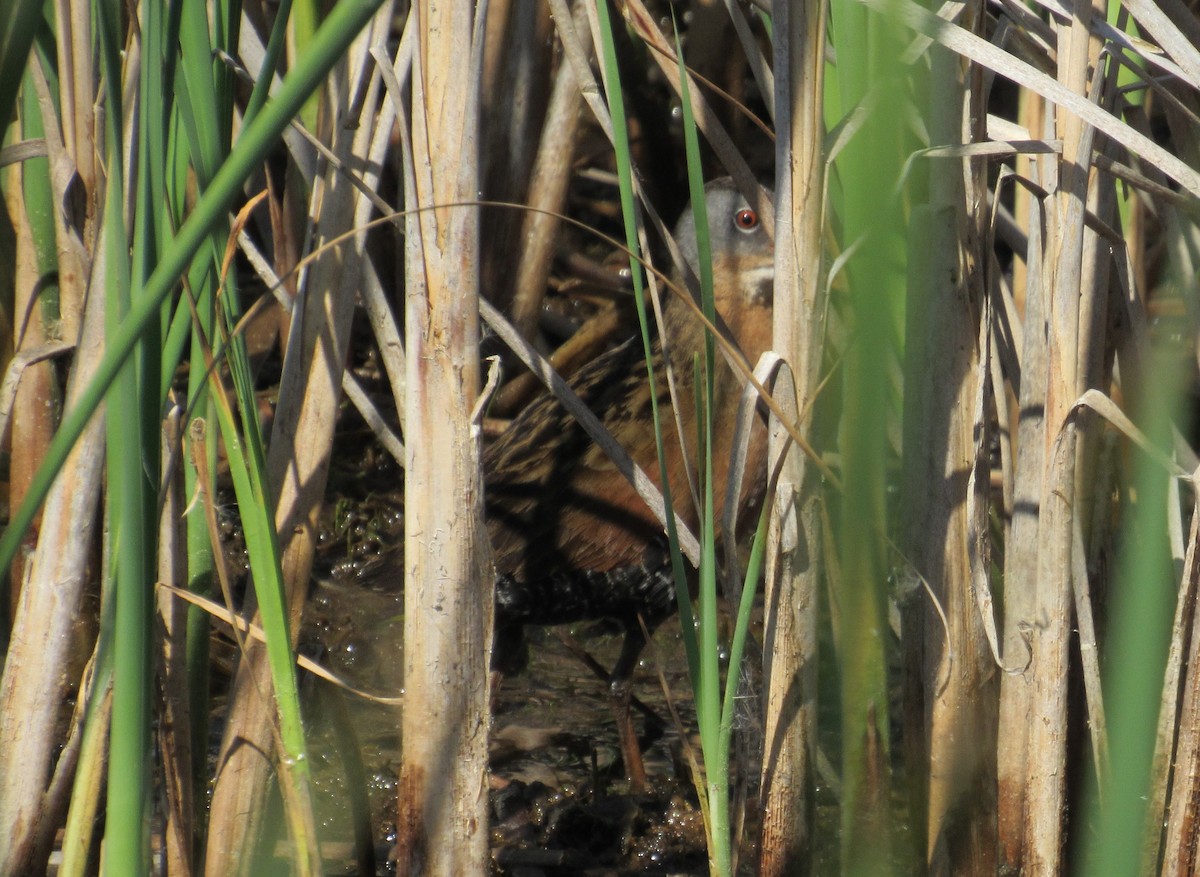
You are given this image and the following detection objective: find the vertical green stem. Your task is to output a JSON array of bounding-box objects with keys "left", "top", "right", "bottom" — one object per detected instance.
[
  {"left": 99, "top": 0, "right": 154, "bottom": 866},
  {"left": 828, "top": 0, "right": 910, "bottom": 873}
]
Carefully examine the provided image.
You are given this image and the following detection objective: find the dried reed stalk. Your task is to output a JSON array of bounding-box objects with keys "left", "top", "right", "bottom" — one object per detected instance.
[
  {"left": 0, "top": 247, "right": 106, "bottom": 875},
  {"left": 758, "top": 1, "right": 825, "bottom": 873},
  {"left": 900, "top": 17, "right": 999, "bottom": 873},
  {"left": 0, "top": 35, "right": 98, "bottom": 873},
  {"left": 393, "top": 0, "right": 492, "bottom": 873},
  {"left": 995, "top": 87, "right": 1048, "bottom": 874},
  {"left": 203, "top": 9, "right": 394, "bottom": 873},
  {"left": 1019, "top": 6, "right": 1102, "bottom": 871}
]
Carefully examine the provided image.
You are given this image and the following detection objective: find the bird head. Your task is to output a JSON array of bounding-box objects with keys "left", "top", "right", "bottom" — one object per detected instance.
[
  {"left": 671, "top": 177, "right": 774, "bottom": 314},
  {"left": 663, "top": 178, "right": 775, "bottom": 379}
]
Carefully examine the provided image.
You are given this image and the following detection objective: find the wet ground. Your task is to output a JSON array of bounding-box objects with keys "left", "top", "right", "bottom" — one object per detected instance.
[
  {"left": 298, "top": 563, "right": 733, "bottom": 876},
  {"left": 205, "top": 418, "right": 855, "bottom": 876},
  {"left": 209, "top": 388, "right": 775, "bottom": 875}
]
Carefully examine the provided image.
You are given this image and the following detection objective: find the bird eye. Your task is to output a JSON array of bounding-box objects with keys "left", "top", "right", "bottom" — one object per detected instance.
[{"left": 733, "top": 208, "right": 759, "bottom": 231}]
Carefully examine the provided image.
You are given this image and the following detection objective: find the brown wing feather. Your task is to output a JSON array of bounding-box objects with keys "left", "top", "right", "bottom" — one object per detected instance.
[{"left": 484, "top": 336, "right": 661, "bottom": 580}]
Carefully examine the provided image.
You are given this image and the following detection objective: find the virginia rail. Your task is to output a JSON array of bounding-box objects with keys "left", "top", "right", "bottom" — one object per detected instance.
[{"left": 486, "top": 178, "right": 774, "bottom": 789}]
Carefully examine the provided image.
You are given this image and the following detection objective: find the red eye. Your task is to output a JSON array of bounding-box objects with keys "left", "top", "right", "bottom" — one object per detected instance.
[{"left": 734, "top": 208, "right": 759, "bottom": 231}]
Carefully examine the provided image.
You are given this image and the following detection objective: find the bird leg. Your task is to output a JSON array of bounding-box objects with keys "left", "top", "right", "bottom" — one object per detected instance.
[
  {"left": 551, "top": 628, "right": 666, "bottom": 728},
  {"left": 609, "top": 625, "right": 651, "bottom": 792}
]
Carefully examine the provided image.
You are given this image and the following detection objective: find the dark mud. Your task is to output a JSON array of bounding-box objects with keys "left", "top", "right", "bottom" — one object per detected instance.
[{"left": 300, "top": 560, "right": 728, "bottom": 876}]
